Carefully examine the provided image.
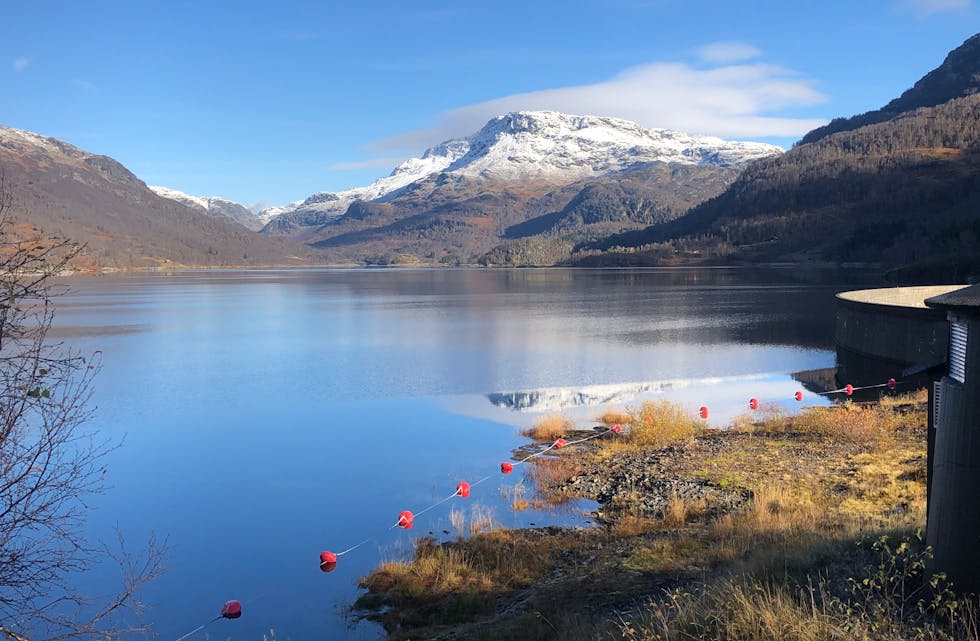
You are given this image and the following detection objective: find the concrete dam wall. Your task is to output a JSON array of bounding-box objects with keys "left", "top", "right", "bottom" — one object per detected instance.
[{"left": 835, "top": 285, "right": 965, "bottom": 383}]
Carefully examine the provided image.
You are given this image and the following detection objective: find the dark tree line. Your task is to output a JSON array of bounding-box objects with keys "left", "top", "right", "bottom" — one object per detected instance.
[{"left": 588, "top": 94, "right": 980, "bottom": 282}]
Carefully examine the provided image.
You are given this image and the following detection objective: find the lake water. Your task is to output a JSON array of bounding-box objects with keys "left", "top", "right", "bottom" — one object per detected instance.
[{"left": 49, "top": 267, "right": 880, "bottom": 640}]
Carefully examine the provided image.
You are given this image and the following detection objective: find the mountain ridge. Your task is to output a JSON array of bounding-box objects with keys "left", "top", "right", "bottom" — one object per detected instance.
[
  {"left": 0, "top": 124, "right": 313, "bottom": 269},
  {"left": 578, "top": 87, "right": 980, "bottom": 280},
  {"left": 800, "top": 33, "right": 980, "bottom": 145},
  {"left": 262, "top": 110, "right": 783, "bottom": 233},
  {"left": 148, "top": 185, "right": 265, "bottom": 231}
]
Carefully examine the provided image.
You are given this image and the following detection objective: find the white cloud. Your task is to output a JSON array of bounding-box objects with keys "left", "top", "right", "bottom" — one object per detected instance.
[
  {"left": 696, "top": 41, "right": 762, "bottom": 64},
  {"left": 373, "top": 59, "right": 827, "bottom": 152},
  {"left": 12, "top": 57, "right": 29, "bottom": 72},
  {"left": 328, "top": 157, "right": 407, "bottom": 171},
  {"left": 898, "top": 0, "right": 970, "bottom": 14}
]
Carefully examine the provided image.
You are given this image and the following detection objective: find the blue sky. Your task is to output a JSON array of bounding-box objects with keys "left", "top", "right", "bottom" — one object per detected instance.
[{"left": 2, "top": 0, "right": 976, "bottom": 207}]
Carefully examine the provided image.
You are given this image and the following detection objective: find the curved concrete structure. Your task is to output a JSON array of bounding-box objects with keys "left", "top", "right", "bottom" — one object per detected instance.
[{"left": 835, "top": 285, "right": 966, "bottom": 383}]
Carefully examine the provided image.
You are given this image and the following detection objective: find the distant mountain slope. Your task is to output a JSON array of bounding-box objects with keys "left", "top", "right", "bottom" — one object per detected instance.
[
  {"left": 300, "top": 162, "right": 742, "bottom": 266},
  {"left": 480, "top": 162, "right": 739, "bottom": 266},
  {"left": 264, "top": 111, "right": 781, "bottom": 233},
  {"left": 800, "top": 33, "right": 980, "bottom": 145},
  {"left": 148, "top": 185, "right": 264, "bottom": 231},
  {"left": 0, "top": 125, "right": 310, "bottom": 269},
  {"left": 587, "top": 94, "right": 980, "bottom": 281},
  {"left": 265, "top": 111, "right": 781, "bottom": 264}
]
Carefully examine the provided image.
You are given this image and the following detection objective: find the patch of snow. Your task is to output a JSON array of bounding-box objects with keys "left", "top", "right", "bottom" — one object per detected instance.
[
  {"left": 282, "top": 111, "right": 783, "bottom": 223},
  {"left": 148, "top": 185, "right": 210, "bottom": 211}
]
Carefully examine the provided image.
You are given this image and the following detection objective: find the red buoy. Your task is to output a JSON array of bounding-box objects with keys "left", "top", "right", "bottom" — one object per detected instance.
[
  {"left": 749, "top": 398, "right": 759, "bottom": 410},
  {"left": 220, "top": 600, "right": 242, "bottom": 619},
  {"left": 699, "top": 406, "right": 708, "bottom": 419},
  {"left": 610, "top": 424, "right": 623, "bottom": 433},
  {"left": 554, "top": 438, "right": 567, "bottom": 448},
  {"left": 456, "top": 481, "right": 471, "bottom": 498},
  {"left": 319, "top": 551, "right": 337, "bottom": 573},
  {"left": 888, "top": 377, "right": 896, "bottom": 391},
  {"left": 794, "top": 391, "right": 803, "bottom": 402},
  {"left": 845, "top": 384, "right": 854, "bottom": 396},
  {"left": 500, "top": 462, "right": 513, "bottom": 474},
  {"left": 397, "top": 510, "right": 414, "bottom": 529}
]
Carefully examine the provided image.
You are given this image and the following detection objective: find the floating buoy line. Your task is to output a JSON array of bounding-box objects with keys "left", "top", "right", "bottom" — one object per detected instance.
[{"left": 175, "top": 374, "right": 906, "bottom": 638}]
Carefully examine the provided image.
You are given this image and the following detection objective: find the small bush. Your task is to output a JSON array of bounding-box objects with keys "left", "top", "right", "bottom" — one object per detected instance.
[
  {"left": 523, "top": 414, "right": 572, "bottom": 441},
  {"left": 623, "top": 400, "right": 699, "bottom": 448},
  {"left": 599, "top": 409, "right": 632, "bottom": 426}
]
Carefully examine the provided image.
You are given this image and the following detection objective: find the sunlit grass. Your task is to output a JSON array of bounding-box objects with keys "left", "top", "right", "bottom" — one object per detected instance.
[
  {"left": 599, "top": 409, "right": 632, "bottom": 426},
  {"left": 522, "top": 414, "right": 573, "bottom": 441},
  {"left": 739, "top": 401, "right": 921, "bottom": 443},
  {"left": 621, "top": 400, "right": 699, "bottom": 449},
  {"left": 878, "top": 387, "right": 928, "bottom": 407},
  {"left": 358, "top": 394, "right": 937, "bottom": 639}
]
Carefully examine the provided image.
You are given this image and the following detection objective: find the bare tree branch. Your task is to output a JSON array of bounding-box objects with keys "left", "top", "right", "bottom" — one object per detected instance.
[{"left": 0, "top": 168, "right": 167, "bottom": 640}]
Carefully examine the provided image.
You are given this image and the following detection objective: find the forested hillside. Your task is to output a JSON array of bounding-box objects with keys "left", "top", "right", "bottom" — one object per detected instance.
[
  {"left": 800, "top": 33, "right": 980, "bottom": 145},
  {"left": 581, "top": 94, "right": 980, "bottom": 281}
]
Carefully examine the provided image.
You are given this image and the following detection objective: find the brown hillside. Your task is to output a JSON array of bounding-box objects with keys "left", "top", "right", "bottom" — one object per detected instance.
[{"left": 0, "top": 126, "right": 314, "bottom": 269}]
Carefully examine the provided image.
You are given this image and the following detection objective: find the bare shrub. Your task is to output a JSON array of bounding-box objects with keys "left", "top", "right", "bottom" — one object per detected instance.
[{"left": 522, "top": 414, "right": 572, "bottom": 441}]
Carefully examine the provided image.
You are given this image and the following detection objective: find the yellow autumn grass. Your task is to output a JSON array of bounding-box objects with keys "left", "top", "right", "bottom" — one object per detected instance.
[
  {"left": 622, "top": 400, "right": 700, "bottom": 448},
  {"left": 522, "top": 414, "right": 573, "bottom": 441}
]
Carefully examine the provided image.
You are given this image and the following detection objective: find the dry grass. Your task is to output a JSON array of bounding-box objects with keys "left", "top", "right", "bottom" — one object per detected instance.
[
  {"left": 358, "top": 529, "right": 570, "bottom": 617},
  {"left": 525, "top": 454, "right": 582, "bottom": 506},
  {"left": 599, "top": 409, "right": 632, "bottom": 426},
  {"left": 622, "top": 484, "right": 826, "bottom": 576},
  {"left": 712, "top": 484, "right": 818, "bottom": 539},
  {"left": 468, "top": 504, "right": 495, "bottom": 534},
  {"left": 522, "top": 414, "right": 573, "bottom": 441},
  {"left": 878, "top": 387, "right": 928, "bottom": 408},
  {"left": 609, "top": 514, "right": 659, "bottom": 537},
  {"left": 621, "top": 537, "right": 980, "bottom": 641},
  {"left": 361, "top": 538, "right": 494, "bottom": 598},
  {"left": 623, "top": 578, "right": 863, "bottom": 641},
  {"left": 662, "top": 492, "right": 706, "bottom": 528},
  {"left": 359, "top": 396, "right": 937, "bottom": 640},
  {"left": 616, "top": 400, "right": 699, "bottom": 449},
  {"left": 748, "top": 401, "right": 919, "bottom": 443},
  {"left": 621, "top": 580, "right": 848, "bottom": 641},
  {"left": 503, "top": 482, "right": 530, "bottom": 511},
  {"left": 449, "top": 507, "right": 466, "bottom": 536},
  {"left": 835, "top": 447, "right": 928, "bottom": 523}
]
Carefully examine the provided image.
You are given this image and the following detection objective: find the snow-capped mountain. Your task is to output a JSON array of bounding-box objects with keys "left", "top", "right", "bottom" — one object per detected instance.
[
  {"left": 149, "top": 185, "right": 264, "bottom": 231},
  {"left": 444, "top": 111, "right": 780, "bottom": 180},
  {"left": 267, "top": 111, "right": 782, "bottom": 226},
  {"left": 262, "top": 139, "right": 471, "bottom": 225}
]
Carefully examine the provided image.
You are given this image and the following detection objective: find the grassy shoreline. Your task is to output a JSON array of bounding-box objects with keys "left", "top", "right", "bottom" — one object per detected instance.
[{"left": 354, "top": 393, "right": 980, "bottom": 641}]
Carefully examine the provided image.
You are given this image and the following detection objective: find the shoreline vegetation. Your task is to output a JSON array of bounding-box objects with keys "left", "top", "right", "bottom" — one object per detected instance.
[
  {"left": 353, "top": 393, "right": 980, "bottom": 641},
  {"left": 57, "top": 258, "right": 886, "bottom": 276}
]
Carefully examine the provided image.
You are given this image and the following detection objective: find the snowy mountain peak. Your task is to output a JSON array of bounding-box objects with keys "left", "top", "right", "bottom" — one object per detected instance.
[
  {"left": 443, "top": 110, "right": 782, "bottom": 182},
  {"left": 149, "top": 185, "right": 265, "bottom": 231},
  {"left": 479, "top": 111, "right": 647, "bottom": 139},
  {"left": 266, "top": 111, "right": 783, "bottom": 225}
]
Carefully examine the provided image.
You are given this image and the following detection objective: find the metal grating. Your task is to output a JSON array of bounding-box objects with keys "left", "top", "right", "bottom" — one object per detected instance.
[
  {"left": 933, "top": 381, "right": 942, "bottom": 428},
  {"left": 950, "top": 320, "right": 968, "bottom": 383}
]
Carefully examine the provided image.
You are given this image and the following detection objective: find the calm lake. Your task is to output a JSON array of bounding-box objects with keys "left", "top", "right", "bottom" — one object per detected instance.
[{"left": 51, "top": 267, "right": 880, "bottom": 640}]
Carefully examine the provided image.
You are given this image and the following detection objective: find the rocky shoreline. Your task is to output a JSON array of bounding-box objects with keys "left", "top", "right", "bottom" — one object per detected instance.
[
  {"left": 355, "top": 401, "right": 931, "bottom": 641},
  {"left": 561, "top": 431, "right": 754, "bottom": 524}
]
